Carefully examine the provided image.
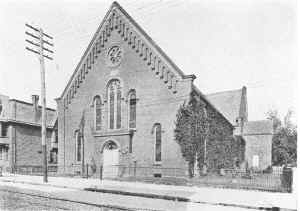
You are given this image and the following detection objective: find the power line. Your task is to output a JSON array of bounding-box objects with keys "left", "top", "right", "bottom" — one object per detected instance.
[{"left": 51, "top": 0, "right": 182, "bottom": 39}]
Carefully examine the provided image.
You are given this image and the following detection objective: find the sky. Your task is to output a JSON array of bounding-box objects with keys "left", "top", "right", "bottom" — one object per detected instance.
[{"left": 0, "top": 0, "right": 297, "bottom": 122}]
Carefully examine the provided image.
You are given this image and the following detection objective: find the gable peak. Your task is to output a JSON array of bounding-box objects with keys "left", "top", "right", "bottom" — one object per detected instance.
[{"left": 60, "top": 1, "right": 189, "bottom": 106}]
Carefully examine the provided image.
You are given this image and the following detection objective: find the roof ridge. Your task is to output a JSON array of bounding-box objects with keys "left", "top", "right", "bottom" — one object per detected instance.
[
  {"left": 246, "top": 119, "right": 272, "bottom": 123},
  {"left": 9, "top": 99, "right": 56, "bottom": 111},
  {"left": 206, "top": 87, "right": 244, "bottom": 96}
]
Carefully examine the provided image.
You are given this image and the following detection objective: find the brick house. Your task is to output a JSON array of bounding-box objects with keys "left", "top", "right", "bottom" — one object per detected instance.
[
  {"left": 206, "top": 87, "right": 273, "bottom": 170},
  {"left": 0, "top": 94, "right": 57, "bottom": 172},
  {"left": 55, "top": 2, "right": 244, "bottom": 178}
]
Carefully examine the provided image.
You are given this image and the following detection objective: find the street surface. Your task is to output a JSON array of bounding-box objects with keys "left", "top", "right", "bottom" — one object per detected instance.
[
  {"left": 0, "top": 182, "right": 252, "bottom": 211},
  {"left": 0, "top": 187, "right": 111, "bottom": 210}
]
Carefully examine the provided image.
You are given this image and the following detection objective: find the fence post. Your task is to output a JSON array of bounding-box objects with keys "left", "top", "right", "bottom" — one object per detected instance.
[
  {"left": 100, "top": 165, "right": 103, "bottom": 180},
  {"left": 86, "top": 164, "right": 89, "bottom": 179},
  {"left": 134, "top": 161, "right": 137, "bottom": 178},
  {"left": 281, "top": 167, "right": 293, "bottom": 193}
]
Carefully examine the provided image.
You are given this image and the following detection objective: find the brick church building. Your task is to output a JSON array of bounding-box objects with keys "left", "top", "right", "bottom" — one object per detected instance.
[{"left": 55, "top": 2, "right": 272, "bottom": 177}]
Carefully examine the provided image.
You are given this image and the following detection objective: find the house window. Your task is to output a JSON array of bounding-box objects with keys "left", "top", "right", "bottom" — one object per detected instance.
[
  {"left": 108, "top": 79, "right": 121, "bottom": 129},
  {"left": 0, "top": 146, "right": 8, "bottom": 161},
  {"left": 75, "top": 131, "right": 82, "bottom": 162},
  {"left": 154, "top": 123, "right": 162, "bottom": 163},
  {"left": 5, "top": 147, "right": 8, "bottom": 161},
  {"left": 50, "top": 149, "right": 58, "bottom": 164},
  {"left": 1, "top": 123, "right": 8, "bottom": 137},
  {"left": 129, "top": 90, "right": 136, "bottom": 129},
  {"left": 94, "top": 96, "right": 102, "bottom": 131}
]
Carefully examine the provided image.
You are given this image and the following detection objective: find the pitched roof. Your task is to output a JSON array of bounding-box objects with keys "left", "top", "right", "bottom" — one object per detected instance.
[
  {"left": 206, "top": 87, "right": 246, "bottom": 125},
  {"left": 243, "top": 120, "right": 273, "bottom": 135},
  {"left": 59, "top": 1, "right": 194, "bottom": 100},
  {"left": 192, "top": 85, "right": 233, "bottom": 127}
]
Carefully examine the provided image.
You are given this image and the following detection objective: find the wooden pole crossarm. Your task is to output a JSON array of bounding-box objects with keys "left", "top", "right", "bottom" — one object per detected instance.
[
  {"left": 25, "top": 23, "right": 53, "bottom": 39},
  {"left": 25, "top": 47, "right": 53, "bottom": 60}
]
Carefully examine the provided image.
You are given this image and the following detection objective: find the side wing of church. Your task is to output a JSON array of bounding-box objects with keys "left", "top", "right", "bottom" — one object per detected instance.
[{"left": 56, "top": 2, "right": 238, "bottom": 177}]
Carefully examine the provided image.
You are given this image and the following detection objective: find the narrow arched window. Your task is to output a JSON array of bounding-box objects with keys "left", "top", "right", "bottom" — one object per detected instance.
[
  {"left": 116, "top": 85, "right": 121, "bottom": 129},
  {"left": 75, "top": 130, "right": 81, "bottom": 162},
  {"left": 108, "top": 79, "right": 121, "bottom": 129},
  {"left": 154, "top": 123, "right": 162, "bottom": 163},
  {"left": 94, "top": 96, "right": 102, "bottom": 131},
  {"left": 129, "top": 91, "right": 136, "bottom": 128}
]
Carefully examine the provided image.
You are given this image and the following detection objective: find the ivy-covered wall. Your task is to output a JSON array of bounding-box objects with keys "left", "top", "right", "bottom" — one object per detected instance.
[
  {"left": 175, "top": 91, "right": 246, "bottom": 175},
  {"left": 196, "top": 97, "right": 245, "bottom": 171}
]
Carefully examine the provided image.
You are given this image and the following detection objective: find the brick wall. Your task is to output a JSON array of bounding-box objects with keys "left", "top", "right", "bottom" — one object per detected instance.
[
  {"left": 57, "top": 27, "right": 193, "bottom": 175},
  {"left": 14, "top": 124, "right": 52, "bottom": 166}
]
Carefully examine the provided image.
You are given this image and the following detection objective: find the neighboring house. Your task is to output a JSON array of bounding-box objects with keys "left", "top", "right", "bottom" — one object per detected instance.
[
  {"left": 55, "top": 2, "right": 242, "bottom": 178},
  {"left": 206, "top": 87, "right": 273, "bottom": 170},
  {"left": 0, "top": 94, "right": 57, "bottom": 172}
]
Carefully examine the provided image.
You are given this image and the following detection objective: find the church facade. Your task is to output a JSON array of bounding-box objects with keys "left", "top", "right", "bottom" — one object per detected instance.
[{"left": 56, "top": 2, "right": 245, "bottom": 177}]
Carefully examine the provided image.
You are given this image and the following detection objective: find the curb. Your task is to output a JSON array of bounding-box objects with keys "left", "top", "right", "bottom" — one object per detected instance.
[
  {"left": 84, "top": 187, "right": 286, "bottom": 211},
  {"left": 0, "top": 178, "right": 295, "bottom": 211}
]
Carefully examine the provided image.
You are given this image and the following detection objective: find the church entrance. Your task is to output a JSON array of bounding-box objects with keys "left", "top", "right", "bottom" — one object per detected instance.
[{"left": 102, "top": 141, "right": 119, "bottom": 178}]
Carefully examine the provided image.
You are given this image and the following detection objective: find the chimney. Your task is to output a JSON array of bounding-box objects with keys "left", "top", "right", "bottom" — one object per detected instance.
[{"left": 31, "top": 95, "right": 39, "bottom": 122}]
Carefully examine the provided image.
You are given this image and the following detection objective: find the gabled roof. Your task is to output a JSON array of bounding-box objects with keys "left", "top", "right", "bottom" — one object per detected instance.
[
  {"left": 192, "top": 85, "right": 234, "bottom": 128},
  {"left": 206, "top": 87, "right": 247, "bottom": 125},
  {"left": 243, "top": 120, "right": 273, "bottom": 135},
  {"left": 59, "top": 1, "right": 194, "bottom": 100}
]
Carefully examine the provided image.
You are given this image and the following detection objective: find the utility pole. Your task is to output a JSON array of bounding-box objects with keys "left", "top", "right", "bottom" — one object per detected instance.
[{"left": 25, "top": 23, "right": 54, "bottom": 183}]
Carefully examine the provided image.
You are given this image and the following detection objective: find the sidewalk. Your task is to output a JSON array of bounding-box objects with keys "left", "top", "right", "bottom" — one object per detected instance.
[{"left": 0, "top": 173, "right": 297, "bottom": 210}]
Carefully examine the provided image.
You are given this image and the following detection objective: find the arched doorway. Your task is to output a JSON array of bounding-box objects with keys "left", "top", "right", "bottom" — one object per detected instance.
[{"left": 102, "top": 140, "right": 119, "bottom": 178}]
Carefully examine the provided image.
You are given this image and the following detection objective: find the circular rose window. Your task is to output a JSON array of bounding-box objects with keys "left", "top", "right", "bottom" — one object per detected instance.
[{"left": 107, "top": 45, "right": 123, "bottom": 67}]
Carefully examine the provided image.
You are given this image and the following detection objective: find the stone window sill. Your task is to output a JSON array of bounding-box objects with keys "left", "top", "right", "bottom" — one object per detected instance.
[{"left": 93, "top": 128, "right": 136, "bottom": 137}]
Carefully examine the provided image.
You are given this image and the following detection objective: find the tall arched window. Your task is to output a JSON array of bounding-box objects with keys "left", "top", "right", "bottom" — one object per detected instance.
[
  {"left": 94, "top": 96, "right": 102, "bottom": 131},
  {"left": 154, "top": 123, "right": 162, "bottom": 163},
  {"left": 75, "top": 130, "right": 81, "bottom": 162},
  {"left": 108, "top": 79, "right": 121, "bottom": 129},
  {"left": 128, "top": 90, "right": 136, "bottom": 129}
]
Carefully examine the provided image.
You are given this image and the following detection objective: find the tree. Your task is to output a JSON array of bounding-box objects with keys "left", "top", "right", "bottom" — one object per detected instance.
[
  {"left": 174, "top": 99, "right": 209, "bottom": 177},
  {"left": 267, "top": 109, "right": 297, "bottom": 166}
]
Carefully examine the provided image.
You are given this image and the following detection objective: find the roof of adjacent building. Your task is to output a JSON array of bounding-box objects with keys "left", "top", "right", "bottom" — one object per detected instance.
[
  {"left": 243, "top": 120, "right": 273, "bottom": 135},
  {"left": 192, "top": 85, "right": 234, "bottom": 127},
  {"left": 0, "top": 95, "right": 57, "bottom": 128},
  {"left": 206, "top": 87, "right": 247, "bottom": 125}
]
